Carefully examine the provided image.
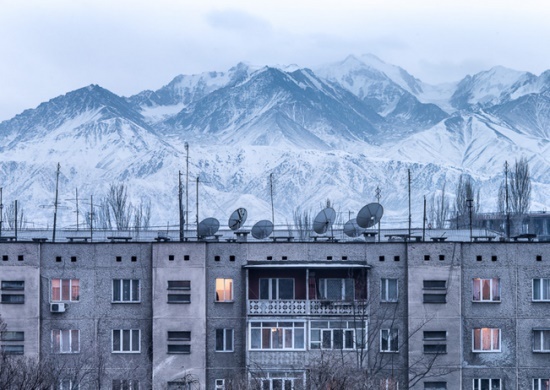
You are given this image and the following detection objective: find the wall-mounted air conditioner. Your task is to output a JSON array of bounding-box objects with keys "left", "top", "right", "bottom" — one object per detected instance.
[{"left": 50, "top": 302, "right": 67, "bottom": 313}]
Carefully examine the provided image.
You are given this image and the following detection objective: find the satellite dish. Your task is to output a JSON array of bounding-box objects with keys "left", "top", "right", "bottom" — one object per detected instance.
[
  {"left": 251, "top": 220, "right": 274, "bottom": 239},
  {"left": 343, "top": 218, "right": 364, "bottom": 238},
  {"left": 356, "top": 203, "right": 384, "bottom": 229},
  {"left": 228, "top": 207, "right": 247, "bottom": 230},
  {"left": 198, "top": 217, "right": 220, "bottom": 238},
  {"left": 313, "top": 207, "right": 336, "bottom": 235}
]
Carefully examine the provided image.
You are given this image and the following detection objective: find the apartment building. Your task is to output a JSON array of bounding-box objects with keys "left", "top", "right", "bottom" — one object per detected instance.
[{"left": 0, "top": 239, "right": 549, "bottom": 390}]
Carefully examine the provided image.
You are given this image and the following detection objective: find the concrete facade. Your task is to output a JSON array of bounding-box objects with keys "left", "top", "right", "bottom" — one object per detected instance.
[{"left": 1, "top": 240, "right": 550, "bottom": 389}]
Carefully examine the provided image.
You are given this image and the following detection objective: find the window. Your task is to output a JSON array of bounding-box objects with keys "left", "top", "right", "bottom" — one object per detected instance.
[
  {"left": 424, "top": 280, "right": 446, "bottom": 290},
  {"left": 168, "top": 331, "right": 191, "bottom": 341},
  {"left": 167, "top": 294, "right": 191, "bottom": 303},
  {"left": 1, "top": 331, "right": 24, "bottom": 341},
  {"left": 380, "top": 378, "right": 399, "bottom": 390},
  {"left": 381, "top": 279, "right": 398, "bottom": 302},
  {"left": 112, "top": 279, "right": 140, "bottom": 302},
  {"left": 534, "top": 329, "right": 550, "bottom": 352},
  {"left": 215, "top": 278, "right": 233, "bottom": 302},
  {"left": 424, "top": 382, "right": 447, "bottom": 389},
  {"left": 473, "top": 378, "right": 501, "bottom": 390},
  {"left": 215, "top": 328, "right": 234, "bottom": 352},
  {"left": 1, "top": 280, "right": 24, "bottom": 290},
  {"left": 319, "top": 278, "right": 354, "bottom": 301},
  {"left": 260, "top": 278, "right": 294, "bottom": 300},
  {"left": 533, "top": 379, "right": 550, "bottom": 390},
  {"left": 167, "top": 344, "right": 191, "bottom": 354},
  {"left": 168, "top": 280, "right": 191, "bottom": 290},
  {"left": 473, "top": 328, "right": 500, "bottom": 352},
  {"left": 423, "top": 331, "right": 447, "bottom": 354},
  {"left": 250, "top": 322, "right": 305, "bottom": 350},
  {"left": 310, "top": 320, "right": 365, "bottom": 350},
  {"left": 473, "top": 278, "right": 500, "bottom": 302},
  {"left": 380, "top": 329, "right": 399, "bottom": 352},
  {"left": 51, "top": 279, "right": 79, "bottom": 302},
  {"left": 255, "top": 372, "right": 303, "bottom": 390},
  {"left": 215, "top": 379, "right": 225, "bottom": 390},
  {"left": 533, "top": 279, "right": 550, "bottom": 301},
  {"left": 0, "top": 345, "right": 24, "bottom": 355},
  {"left": 112, "top": 329, "right": 140, "bottom": 353},
  {"left": 56, "top": 379, "right": 79, "bottom": 390},
  {"left": 1, "top": 294, "right": 24, "bottom": 303},
  {"left": 52, "top": 329, "right": 80, "bottom": 353},
  {"left": 112, "top": 379, "right": 139, "bottom": 390}
]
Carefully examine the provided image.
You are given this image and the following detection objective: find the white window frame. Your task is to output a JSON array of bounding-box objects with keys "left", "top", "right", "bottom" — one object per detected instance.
[
  {"left": 533, "top": 329, "right": 550, "bottom": 352},
  {"left": 533, "top": 279, "right": 550, "bottom": 301},
  {"left": 112, "top": 379, "right": 139, "bottom": 390},
  {"left": 380, "top": 328, "right": 399, "bottom": 352},
  {"left": 51, "top": 279, "right": 80, "bottom": 302},
  {"left": 310, "top": 320, "right": 365, "bottom": 350},
  {"left": 51, "top": 329, "right": 80, "bottom": 353},
  {"left": 533, "top": 378, "right": 550, "bottom": 390},
  {"left": 215, "top": 379, "right": 225, "bottom": 390},
  {"left": 112, "top": 279, "right": 140, "bottom": 303},
  {"left": 381, "top": 378, "right": 399, "bottom": 390},
  {"left": 249, "top": 322, "right": 306, "bottom": 350},
  {"left": 473, "top": 378, "right": 501, "bottom": 390},
  {"left": 215, "top": 278, "right": 233, "bottom": 302},
  {"left": 381, "top": 278, "right": 398, "bottom": 302},
  {"left": 472, "top": 328, "right": 501, "bottom": 352},
  {"left": 318, "top": 278, "right": 355, "bottom": 301},
  {"left": 112, "top": 329, "right": 141, "bottom": 353},
  {"left": 215, "top": 328, "right": 234, "bottom": 352},
  {"left": 57, "top": 379, "right": 79, "bottom": 390},
  {"left": 259, "top": 278, "right": 294, "bottom": 300},
  {"left": 472, "top": 278, "right": 500, "bottom": 302}
]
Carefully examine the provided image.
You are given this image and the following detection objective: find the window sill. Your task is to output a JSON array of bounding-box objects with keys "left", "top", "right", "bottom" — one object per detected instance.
[
  {"left": 111, "top": 351, "right": 141, "bottom": 354},
  {"left": 471, "top": 300, "right": 501, "bottom": 303},
  {"left": 532, "top": 300, "right": 550, "bottom": 303},
  {"left": 472, "top": 350, "right": 501, "bottom": 353},
  {"left": 380, "top": 351, "right": 399, "bottom": 353},
  {"left": 167, "top": 301, "right": 191, "bottom": 304},
  {"left": 532, "top": 350, "right": 550, "bottom": 353},
  {"left": 111, "top": 301, "right": 141, "bottom": 304},
  {"left": 215, "top": 300, "right": 234, "bottom": 303},
  {"left": 215, "top": 350, "right": 234, "bottom": 353},
  {"left": 380, "top": 301, "right": 398, "bottom": 304}
]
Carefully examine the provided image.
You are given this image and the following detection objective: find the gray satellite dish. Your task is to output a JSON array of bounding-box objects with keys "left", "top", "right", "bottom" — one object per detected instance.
[
  {"left": 356, "top": 203, "right": 384, "bottom": 229},
  {"left": 198, "top": 217, "right": 220, "bottom": 238},
  {"left": 251, "top": 220, "right": 274, "bottom": 239},
  {"left": 313, "top": 207, "right": 336, "bottom": 235},
  {"left": 228, "top": 207, "right": 247, "bottom": 230},
  {"left": 343, "top": 218, "right": 364, "bottom": 238}
]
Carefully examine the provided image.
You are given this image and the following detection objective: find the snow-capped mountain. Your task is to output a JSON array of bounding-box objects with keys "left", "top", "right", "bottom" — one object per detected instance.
[{"left": 0, "top": 55, "right": 548, "bottom": 230}]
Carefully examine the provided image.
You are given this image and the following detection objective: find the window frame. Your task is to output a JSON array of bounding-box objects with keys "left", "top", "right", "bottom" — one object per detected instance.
[
  {"left": 533, "top": 278, "right": 550, "bottom": 302},
  {"left": 533, "top": 329, "right": 550, "bottom": 352},
  {"left": 112, "top": 329, "right": 141, "bottom": 353},
  {"left": 112, "top": 279, "right": 141, "bottom": 303},
  {"left": 0, "top": 344, "right": 24, "bottom": 355},
  {"left": 310, "top": 320, "right": 365, "bottom": 350},
  {"left": 472, "top": 328, "right": 501, "bottom": 352},
  {"left": 472, "top": 278, "right": 500, "bottom": 302},
  {"left": 381, "top": 278, "right": 398, "bottom": 302},
  {"left": 215, "top": 278, "right": 234, "bottom": 302},
  {"left": 51, "top": 329, "right": 80, "bottom": 354},
  {"left": 215, "top": 328, "right": 234, "bottom": 352},
  {"left": 259, "top": 278, "right": 295, "bottom": 300},
  {"left": 112, "top": 379, "right": 139, "bottom": 390},
  {"left": 249, "top": 322, "right": 306, "bottom": 351},
  {"left": 380, "top": 328, "right": 399, "bottom": 352},
  {"left": 472, "top": 378, "right": 501, "bottom": 390},
  {"left": 51, "top": 278, "right": 80, "bottom": 302},
  {"left": 533, "top": 378, "right": 550, "bottom": 390},
  {"left": 0, "top": 293, "right": 25, "bottom": 304},
  {"left": 1, "top": 280, "right": 24, "bottom": 290},
  {"left": 318, "top": 278, "right": 355, "bottom": 301},
  {"left": 1, "top": 331, "right": 24, "bottom": 341}
]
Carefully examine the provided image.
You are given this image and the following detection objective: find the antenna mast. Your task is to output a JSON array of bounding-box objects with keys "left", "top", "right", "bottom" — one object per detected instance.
[
  {"left": 185, "top": 142, "right": 189, "bottom": 238},
  {"left": 505, "top": 161, "right": 510, "bottom": 240},
  {"left": 270, "top": 173, "right": 275, "bottom": 230},
  {"left": 90, "top": 195, "right": 94, "bottom": 242},
  {"left": 408, "top": 169, "right": 411, "bottom": 237},
  {"left": 52, "top": 163, "right": 60, "bottom": 243},
  {"left": 179, "top": 171, "right": 184, "bottom": 242},
  {"left": 196, "top": 177, "right": 199, "bottom": 240},
  {"left": 0, "top": 187, "right": 3, "bottom": 238}
]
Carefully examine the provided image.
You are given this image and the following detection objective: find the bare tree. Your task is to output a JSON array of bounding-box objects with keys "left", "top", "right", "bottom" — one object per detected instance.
[
  {"left": 293, "top": 207, "right": 312, "bottom": 240},
  {"left": 2, "top": 202, "right": 26, "bottom": 230},
  {"left": 453, "top": 174, "right": 479, "bottom": 229},
  {"left": 509, "top": 157, "right": 531, "bottom": 216},
  {"left": 106, "top": 184, "right": 133, "bottom": 230},
  {"left": 429, "top": 182, "right": 450, "bottom": 229}
]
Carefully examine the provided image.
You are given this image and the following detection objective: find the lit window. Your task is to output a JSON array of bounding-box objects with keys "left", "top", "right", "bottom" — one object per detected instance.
[
  {"left": 380, "top": 329, "right": 399, "bottom": 352},
  {"left": 250, "top": 322, "right": 305, "bottom": 350},
  {"left": 112, "top": 329, "right": 140, "bottom": 353},
  {"left": 215, "top": 278, "right": 233, "bottom": 302},
  {"left": 51, "top": 329, "right": 80, "bottom": 353},
  {"left": 319, "top": 278, "right": 354, "bottom": 301},
  {"left": 533, "top": 378, "right": 550, "bottom": 390},
  {"left": 533, "top": 329, "right": 550, "bottom": 352},
  {"left": 112, "top": 279, "right": 140, "bottom": 302},
  {"left": 51, "top": 279, "right": 79, "bottom": 302},
  {"left": 215, "top": 328, "right": 234, "bottom": 352},
  {"left": 533, "top": 279, "right": 550, "bottom": 301},
  {"left": 473, "top": 328, "right": 500, "bottom": 352},
  {"left": 381, "top": 279, "right": 398, "bottom": 302},
  {"left": 259, "top": 278, "right": 294, "bottom": 300},
  {"left": 473, "top": 378, "right": 501, "bottom": 390},
  {"left": 472, "top": 278, "right": 500, "bottom": 302}
]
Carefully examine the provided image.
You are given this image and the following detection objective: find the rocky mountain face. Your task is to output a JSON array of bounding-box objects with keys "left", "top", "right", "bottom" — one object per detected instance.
[{"left": 0, "top": 55, "right": 548, "bottom": 230}]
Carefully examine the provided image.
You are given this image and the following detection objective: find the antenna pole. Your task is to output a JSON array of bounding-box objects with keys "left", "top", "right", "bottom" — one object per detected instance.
[
  {"left": 375, "top": 186, "right": 381, "bottom": 242},
  {"left": 422, "top": 195, "right": 426, "bottom": 242},
  {"left": 14, "top": 200, "right": 18, "bottom": 241},
  {"left": 179, "top": 171, "right": 184, "bottom": 242},
  {"left": 52, "top": 163, "right": 60, "bottom": 243},
  {"left": 196, "top": 177, "right": 199, "bottom": 240},
  {"left": 408, "top": 169, "right": 411, "bottom": 237},
  {"left": 185, "top": 142, "right": 189, "bottom": 239},
  {"left": 505, "top": 161, "right": 510, "bottom": 240},
  {"left": 90, "top": 195, "right": 94, "bottom": 242},
  {"left": 0, "top": 187, "right": 3, "bottom": 238},
  {"left": 270, "top": 173, "right": 275, "bottom": 231},
  {"left": 76, "top": 188, "right": 79, "bottom": 231}
]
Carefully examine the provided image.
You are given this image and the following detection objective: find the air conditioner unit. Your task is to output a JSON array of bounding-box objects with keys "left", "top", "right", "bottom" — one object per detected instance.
[{"left": 50, "top": 302, "right": 67, "bottom": 313}]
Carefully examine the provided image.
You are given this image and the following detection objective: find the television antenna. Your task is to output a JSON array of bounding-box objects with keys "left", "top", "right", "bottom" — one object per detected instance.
[
  {"left": 313, "top": 207, "right": 336, "bottom": 235},
  {"left": 251, "top": 220, "right": 274, "bottom": 240}
]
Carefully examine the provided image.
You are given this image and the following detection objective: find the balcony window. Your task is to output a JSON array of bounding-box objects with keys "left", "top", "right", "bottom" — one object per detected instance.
[
  {"left": 250, "top": 321, "right": 305, "bottom": 350},
  {"left": 319, "top": 278, "right": 354, "bottom": 301},
  {"left": 310, "top": 320, "right": 365, "bottom": 350},
  {"left": 259, "top": 278, "right": 294, "bottom": 300}
]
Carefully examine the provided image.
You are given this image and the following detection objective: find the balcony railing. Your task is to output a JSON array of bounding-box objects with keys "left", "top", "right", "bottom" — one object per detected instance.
[{"left": 248, "top": 299, "right": 367, "bottom": 315}]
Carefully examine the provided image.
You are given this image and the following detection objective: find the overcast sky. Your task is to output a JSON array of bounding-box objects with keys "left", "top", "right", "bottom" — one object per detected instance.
[{"left": 1, "top": 0, "right": 549, "bottom": 121}]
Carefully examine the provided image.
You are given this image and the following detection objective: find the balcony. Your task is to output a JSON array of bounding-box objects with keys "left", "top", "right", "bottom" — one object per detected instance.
[{"left": 248, "top": 299, "right": 367, "bottom": 315}]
